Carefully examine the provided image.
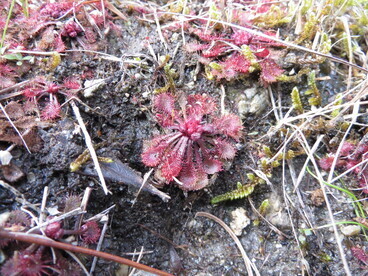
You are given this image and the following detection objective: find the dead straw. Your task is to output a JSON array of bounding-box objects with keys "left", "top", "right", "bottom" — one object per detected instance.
[
  {"left": 0, "top": 230, "right": 173, "bottom": 276},
  {"left": 195, "top": 211, "right": 260, "bottom": 276}
]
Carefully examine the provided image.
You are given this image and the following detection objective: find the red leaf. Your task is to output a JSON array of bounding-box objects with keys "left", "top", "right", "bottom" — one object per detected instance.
[
  {"left": 254, "top": 48, "right": 269, "bottom": 58},
  {"left": 340, "top": 141, "right": 356, "bottom": 156},
  {"left": 191, "top": 28, "right": 224, "bottom": 41},
  {"left": 141, "top": 133, "right": 180, "bottom": 166},
  {"left": 202, "top": 43, "right": 228, "bottom": 58},
  {"left": 179, "top": 168, "right": 209, "bottom": 191},
  {"left": 81, "top": 221, "right": 101, "bottom": 244},
  {"left": 141, "top": 144, "right": 165, "bottom": 167},
  {"left": 160, "top": 137, "right": 188, "bottom": 181},
  {"left": 184, "top": 42, "right": 209, "bottom": 52},
  {"left": 318, "top": 156, "right": 334, "bottom": 171},
  {"left": 203, "top": 157, "right": 222, "bottom": 174},
  {"left": 186, "top": 93, "right": 217, "bottom": 116},
  {"left": 215, "top": 138, "right": 236, "bottom": 159},
  {"left": 225, "top": 53, "right": 251, "bottom": 73},
  {"left": 351, "top": 246, "right": 368, "bottom": 265},
  {"left": 154, "top": 93, "right": 175, "bottom": 115},
  {"left": 41, "top": 98, "right": 61, "bottom": 120},
  {"left": 63, "top": 77, "right": 81, "bottom": 89},
  {"left": 213, "top": 114, "right": 243, "bottom": 140},
  {"left": 231, "top": 31, "right": 252, "bottom": 46},
  {"left": 259, "top": 59, "right": 284, "bottom": 84}
]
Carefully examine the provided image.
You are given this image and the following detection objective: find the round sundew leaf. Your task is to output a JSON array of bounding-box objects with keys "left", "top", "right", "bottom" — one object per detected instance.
[
  {"left": 180, "top": 170, "right": 209, "bottom": 191},
  {"left": 161, "top": 156, "right": 183, "bottom": 181},
  {"left": 203, "top": 158, "right": 222, "bottom": 174},
  {"left": 214, "top": 138, "right": 236, "bottom": 159},
  {"left": 179, "top": 167, "right": 197, "bottom": 190},
  {"left": 141, "top": 146, "right": 163, "bottom": 167},
  {"left": 213, "top": 113, "right": 243, "bottom": 140},
  {"left": 154, "top": 93, "right": 175, "bottom": 115},
  {"left": 186, "top": 94, "right": 217, "bottom": 116},
  {"left": 259, "top": 58, "right": 284, "bottom": 84}
]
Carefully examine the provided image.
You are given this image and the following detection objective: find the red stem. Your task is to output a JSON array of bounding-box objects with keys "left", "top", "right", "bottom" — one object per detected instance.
[{"left": 0, "top": 230, "right": 173, "bottom": 276}]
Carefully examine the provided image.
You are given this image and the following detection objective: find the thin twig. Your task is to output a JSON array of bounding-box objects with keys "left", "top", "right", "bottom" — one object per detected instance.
[
  {"left": 0, "top": 179, "right": 24, "bottom": 198},
  {"left": 195, "top": 212, "right": 260, "bottom": 276},
  {"left": 89, "top": 215, "right": 109, "bottom": 274},
  {"left": 26, "top": 208, "right": 85, "bottom": 234},
  {"left": 0, "top": 103, "right": 31, "bottom": 154},
  {"left": 153, "top": 8, "right": 168, "bottom": 50},
  {"left": 248, "top": 198, "right": 290, "bottom": 238},
  {"left": 297, "top": 132, "right": 352, "bottom": 276},
  {"left": 132, "top": 168, "right": 154, "bottom": 206},
  {"left": 39, "top": 186, "right": 49, "bottom": 225},
  {"left": 282, "top": 155, "right": 311, "bottom": 275},
  {"left": 0, "top": 79, "right": 31, "bottom": 95},
  {"left": 0, "top": 230, "right": 173, "bottom": 276},
  {"left": 129, "top": 246, "right": 145, "bottom": 276},
  {"left": 139, "top": 224, "right": 185, "bottom": 249},
  {"left": 220, "top": 84, "right": 226, "bottom": 115},
  {"left": 71, "top": 100, "right": 110, "bottom": 194},
  {"left": 340, "top": 16, "right": 353, "bottom": 91},
  {"left": 85, "top": 205, "right": 115, "bottom": 222},
  {"left": 327, "top": 100, "right": 360, "bottom": 183},
  {"left": 76, "top": 187, "right": 93, "bottom": 230},
  {"left": 65, "top": 250, "right": 90, "bottom": 276}
]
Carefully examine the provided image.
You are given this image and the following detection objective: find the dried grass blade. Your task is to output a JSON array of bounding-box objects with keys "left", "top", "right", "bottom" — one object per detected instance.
[
  {"left": 195, "top": 211, "right": 260, "bottom": 276},
  {"left": 71, "top": 101, "right": 110, "bottom": 195}
]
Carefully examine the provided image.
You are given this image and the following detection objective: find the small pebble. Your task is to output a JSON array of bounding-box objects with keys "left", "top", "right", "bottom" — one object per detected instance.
[
  {"left": 230, "top": 207, "right": 250, "bottom": 236},
  {"left": 340, "top": 225, "right": 361, "bottom": 236}
]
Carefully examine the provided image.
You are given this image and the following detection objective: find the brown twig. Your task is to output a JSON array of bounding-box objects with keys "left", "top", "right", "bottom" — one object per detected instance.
[{"left": 0, "top": 230, "right": 173, "bottom": 276}]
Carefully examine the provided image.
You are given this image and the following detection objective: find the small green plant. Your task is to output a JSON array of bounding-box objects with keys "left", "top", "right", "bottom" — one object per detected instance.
[
  {"left": 211, "top": 172, "right": 265, "bottom": 204},
  {"left": 330, "top": 93, "right": 343, "bottom": 118},
  {"left": 307, "top": 167, "right": 366, "bottom": 218},
  {"left": 1, "top": 52, "right": 34, "bottom": 66},
  {"left": 211, "top": 181, "right": 257, "bottom": 204},
  {"left": 0, "top": 0, "right": 16, "bottom": 48},
  {"left": 305, "top": 70, "right": 321, "bottom": 106},
  {"left": 291, "top": 86, "right": 304, "bottom": 113}
]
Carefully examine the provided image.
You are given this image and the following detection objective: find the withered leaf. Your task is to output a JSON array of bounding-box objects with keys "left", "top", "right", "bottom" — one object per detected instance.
[
  {"left": 83, "top": 159, "right": 170, "bottom": 201},
  {"left": 0, "top": 126, "right": 42, "bottom": 152},
  {"left": 1, "top": 101, "right": 25, "bottom": 120},
  {"left": 1, "top": 163, "right": 25, "bottom": 183}
]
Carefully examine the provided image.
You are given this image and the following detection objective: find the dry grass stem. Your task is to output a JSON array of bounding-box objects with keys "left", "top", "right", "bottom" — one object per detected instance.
[
  {"left": 90, "top": 215, "right": 109, "bottom": 274},
  {"left": 129, "top": 246, "right": 145, "bottom": 276},
  {"left": 26, "top": 207, "right": 85, "bottom": 234},
  {"left": 71, "top": 101, "right": 110, "bottom": 194},
  {"left": 0, "top": 103, "right": 31, "bottom": 154},
  {"left": 39, "top": 186, "right": 49, "bottom": 225},
  {"left": 132, "top": 168, "right": 154, "bottom": 205},
  {"left": 195, "top": 211, "right": 260, "bottom": 276},
  {"left": 0, "top": 230, "right": 173, "bottom": 276}
]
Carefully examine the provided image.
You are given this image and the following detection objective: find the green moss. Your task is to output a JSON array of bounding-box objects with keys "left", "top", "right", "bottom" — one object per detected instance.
[
  {"left": 263, "top": 145, "right": 273, "bottom": 158},
  {"left": 331, "top": 93, "right": 343, "bottom": 118},
  {"left": 241, "top": 45, "right": 259, "bottom": 70},
  {"left": 296, "top": 12, "right": 318, "bottom": 43},
  {"left": 154, "top": 55, "right": 178, "bottom": 94},
  {"left": 211, "top": 182, "right": 256, "bottom": 204},
  {"left": 253, "top": 4, "right": 293, "bottom": 27},
  {"left": 291, "top": 86, "right": 304, "bottom": 113},
  {"left": 306, "top": 70, "right": 321, "bottom": 106},
  {"left": 277, "top": 68, "right": 311, "bottom": 83}
]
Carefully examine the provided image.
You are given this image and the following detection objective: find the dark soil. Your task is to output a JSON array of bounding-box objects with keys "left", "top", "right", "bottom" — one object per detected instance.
[{"left": 1, "top": 2, "right": 367, "bottom": 276}]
